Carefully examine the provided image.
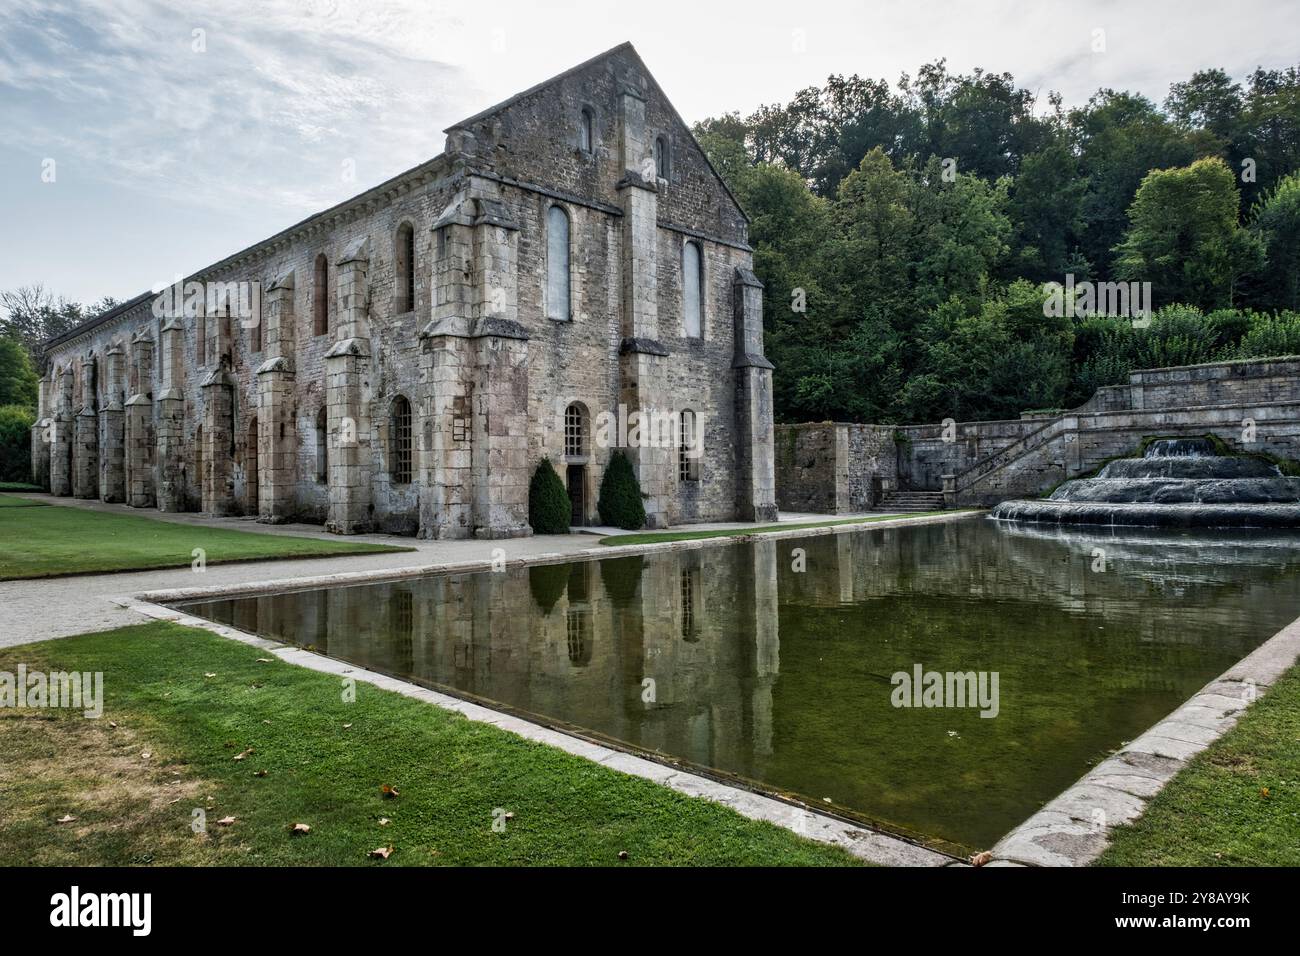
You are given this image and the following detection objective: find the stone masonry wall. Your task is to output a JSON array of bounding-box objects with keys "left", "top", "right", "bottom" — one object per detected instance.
[{"left": 35, "top": 44, "right": 775, "bottom": 536}]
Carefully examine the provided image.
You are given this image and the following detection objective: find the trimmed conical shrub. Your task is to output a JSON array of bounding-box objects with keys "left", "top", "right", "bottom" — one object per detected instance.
[
  {"left": 528, "top": 458, "right": 570, "bottom": 534},
  {"left": 597, "top": 450, "right": 646, "bottom": 530}
]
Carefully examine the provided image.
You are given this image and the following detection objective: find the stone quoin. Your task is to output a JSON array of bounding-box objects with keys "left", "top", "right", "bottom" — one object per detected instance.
[{"left": 31, "top": 43, "right": 778, "bottom": 537}]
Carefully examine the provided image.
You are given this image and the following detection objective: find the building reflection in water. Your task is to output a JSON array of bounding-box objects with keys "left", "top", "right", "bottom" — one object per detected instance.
[{"left": 182, "top": 519, "right": 1300, "bottom": 851}]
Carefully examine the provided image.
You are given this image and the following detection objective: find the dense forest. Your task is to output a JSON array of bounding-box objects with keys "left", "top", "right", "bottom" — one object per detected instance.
[{"left": 694, "top": 63, "right": 1300, "bottom": 424}]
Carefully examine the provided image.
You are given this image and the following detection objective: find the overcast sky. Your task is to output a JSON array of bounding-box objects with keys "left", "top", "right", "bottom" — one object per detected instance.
[{"left": 2, "top": 0, "right": 1297, "bottom": 305}]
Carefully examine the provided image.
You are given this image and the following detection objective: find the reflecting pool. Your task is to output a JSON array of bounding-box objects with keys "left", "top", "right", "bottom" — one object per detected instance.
[{"left": 178, "top": 516, "right": 1300, "bottom": 853}]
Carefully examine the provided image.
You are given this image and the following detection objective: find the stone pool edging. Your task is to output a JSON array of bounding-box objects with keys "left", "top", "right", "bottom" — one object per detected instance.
[
  {"left": 988, "top": 613, "right": 1300, "bottom": 867},
  {"left": 116, "top": 596, "right": 955, "bottom": 867}
]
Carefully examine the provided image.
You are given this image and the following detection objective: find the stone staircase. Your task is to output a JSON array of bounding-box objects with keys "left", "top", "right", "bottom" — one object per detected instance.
[{"left": 876, "top": 490, "right": 947, "bottom": 513}]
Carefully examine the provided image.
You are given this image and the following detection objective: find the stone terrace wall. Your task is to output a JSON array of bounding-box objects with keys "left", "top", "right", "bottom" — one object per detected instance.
[
  {"left": 774, "top": 422, "right": 897, "bottom": 513},
  {"left": 777, "top": 356, "right": 1300, "bottom": 511}
]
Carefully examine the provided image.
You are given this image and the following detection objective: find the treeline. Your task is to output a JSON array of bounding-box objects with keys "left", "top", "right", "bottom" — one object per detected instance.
[
  {"left": 695, "top": 62, "right": 1300, "bottom": 424},
  {"left": 0, "top": 287, "right": 119, "bottom": 481}
]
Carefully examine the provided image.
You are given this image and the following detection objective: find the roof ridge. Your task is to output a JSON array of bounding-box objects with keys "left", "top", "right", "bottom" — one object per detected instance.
[{"left": 444, "top": 41, "right": 634, "bottom": 133}]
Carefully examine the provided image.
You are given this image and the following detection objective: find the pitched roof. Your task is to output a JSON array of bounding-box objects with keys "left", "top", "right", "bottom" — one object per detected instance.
[
  {"left": 446, "top": 41, "right": 750, "bottom": 224},
  {"left": 45, "top": 43, "right": 748, "bottom": 352}
]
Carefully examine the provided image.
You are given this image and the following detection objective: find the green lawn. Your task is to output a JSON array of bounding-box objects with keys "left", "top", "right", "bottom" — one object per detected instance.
[
  {"left": 1097, "top": 662, "right": 1300, "bottom": 866},
  {"left": 0, "top": 495, "right": 49, "bottom": 508},
  {"left": 0, "top": 623, "right": 859, "bottom": 866},
  {"left": 601, "top": 511, "right": 970, "bottom": 546},
  {"left": 0, "top": 497, "right": 410, "bottom": 580},
  {"left": 0, "top": 482, "right": 43, "bottom": 492}
]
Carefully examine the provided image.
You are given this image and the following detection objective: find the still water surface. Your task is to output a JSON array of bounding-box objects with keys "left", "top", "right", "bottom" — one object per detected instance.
[{"left": 180, "top": 517, "right": 1300, "bottom": 851}]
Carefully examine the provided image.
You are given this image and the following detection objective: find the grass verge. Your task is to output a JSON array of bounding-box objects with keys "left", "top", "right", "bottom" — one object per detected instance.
[
  {"left": 0, "top": 482, "right": 43, "bottom": 492},
  {"left": 1096, "top": 661, "right": 1300, "bottom": 866},
  {"left": 600, "top": 511, "right": 970, "bottom": 546},
  {"left": 0, "top": 499, "right": 410, "bottom": 580},
  {"left": 0, "top": 623, "right": 859, "bottom": 866}
]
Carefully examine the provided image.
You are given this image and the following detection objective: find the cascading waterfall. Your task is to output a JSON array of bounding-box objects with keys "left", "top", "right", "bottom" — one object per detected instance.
[{"left": 991, "top": 437, "right": 1300, "bottom": 528}]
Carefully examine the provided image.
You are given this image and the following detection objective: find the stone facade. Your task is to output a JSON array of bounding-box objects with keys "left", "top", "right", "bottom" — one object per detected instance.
[
  {"left": 33, "top": 44, "right": 777, "bottom": 536},
  {"left": 777, "top": 356, "right": 1300, "bottom": 511}
]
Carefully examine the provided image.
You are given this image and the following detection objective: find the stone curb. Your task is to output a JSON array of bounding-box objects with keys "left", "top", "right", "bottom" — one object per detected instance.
[
  {"left": 121, "top": 598, "right": 956, "bottom": 868},
  {"left": 990, "top": 614, "right": 1300, "bottom": 867}
]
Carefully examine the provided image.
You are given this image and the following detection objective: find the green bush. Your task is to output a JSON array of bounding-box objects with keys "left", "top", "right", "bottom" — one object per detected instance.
[
  {"left": 0, "top": 404, "right": 35, "bottom": 484},
  {"left": 597, "top": 451, "right": 646, "bottom": 531},
  {"left": 1235, "top": 311, "right": 1300, "bottom": 359},
  {"left": 528, "top": 458, "right": 570, "bottom": 534}
]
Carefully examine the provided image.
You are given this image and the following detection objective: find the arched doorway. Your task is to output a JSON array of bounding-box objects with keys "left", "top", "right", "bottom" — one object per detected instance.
[{"left": 246, "top": 415, "right": 259, "bottom": 514}]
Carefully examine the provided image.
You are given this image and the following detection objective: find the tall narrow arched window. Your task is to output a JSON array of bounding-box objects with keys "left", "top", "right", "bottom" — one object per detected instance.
[
  {"left": 679, "top": 409, "right": 700, "bottom": 481},
  {"left": 395, "top": 222, "right": 415, "bottom": 313},
  {"left": 683, "top": 241, "right": 703, "bottom": 338},
  {"left": 546, "top": 205, "right": 571, "bottom": 320},
  {"left": 564, "top": 403, "right": 587, "bottom": 458},
  {"left": 313, "top": 253, "right": 329, "bottom": 336},
  {"left": 579, "top": 107, "right": 594, "bottom": 153},
  {"left": 315, "top": 407, "right": 328, "bottom": 483},
  {"left": 195, "top": 309, "right": 207, "bottom": 366},
  {"left": 654, "top": 135, "right": 669, "bottom": 180},
  {"left": 389, "top": 395, "right": 412, "bottom": 484},
  {"left": 251, "top": 287, "right": 263, "bottom": 352}
]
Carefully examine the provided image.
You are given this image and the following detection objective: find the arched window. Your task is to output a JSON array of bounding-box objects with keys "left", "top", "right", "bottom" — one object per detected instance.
[
  {"left": 315, "top": 407, "right": 328, "bottom": 483},
  {"left": 395, "top": 222, "right": 415, "bottom": 313},
  {"left": 654, "top": 135, "right": 669, "bottom": 180},
  {"left": 250, "top": 288, "right": 263, "bottom": 352},
  {"left": 246, "top": 415, "right": 259, "bottom": 511},
  {"left": 679, "top": 409, "right": 700, "bottom": 481},
  {"left": 579, "top": 107, "right": 594, "bottom": 153},
  {"left": 682, "top": 241, "right": 703, "bottom": 338},
  {"left": 313, "top": 253, "right": 329, "bottom": 336},
  {"left": 389, "top": 395, "right": 413, "bottom": 484},
  {"left": 195, "top": 310, "right": 207, "bottom": 366},
  {"left": 564, "top": 403, "right": 587, "bottom": 458},
  {"left": 546, "top": 205, "right": 571, "bottom": 320}
]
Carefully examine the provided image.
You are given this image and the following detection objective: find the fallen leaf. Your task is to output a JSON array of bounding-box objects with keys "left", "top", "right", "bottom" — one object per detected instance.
[
  {"left": 253, "top": 769, "right": 268, "bottom": 778},
  {"left": 56, "top": 814, "right": 76, "bottom": 824},
  {"left": 1260, "top": 787, "right": 1271, "bottom": 798},
  {"left": 381, "top": 784, "right": 400, "bottom": 799},
  {"left": 262, "top": 720, "right": 271, "bottom": 725},
  {"left": 342, "top": 723, "right": 353, "bottom": 730},
  {"left": 233, "top": 748, "right": 254, "bottom": 762},
  {"left": 140, "top": 751, "right": 151, "bottom": 760},
  {"left": 617, "top": 850, "right": 628, "bottom": 860},
  {"left": 368, "top": 845, "right": 394, "bottom": 860},
  {"left": 256, "top": 658, "right": 272, "bottom": 663},
  {"left": 204, "top": 673, "right": 216, "bottom": 679},
  {"left": 217, "top": 816, "right": 236, "bottom": 827},
  {"left": 290, "top": 823, "right": 311, "bottom": 835},
  {"left": 970, "top": 851, "right": 993, "bottom": 867},
  {"left": 108, "top": 721, "right": 118, "bottom": 729},
  {"left": 378, "top": 818, "right": 391, "bottom": 826}
]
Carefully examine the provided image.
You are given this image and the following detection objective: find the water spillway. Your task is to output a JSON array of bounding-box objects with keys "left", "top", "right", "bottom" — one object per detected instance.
[{"left": 991, "top": 437, "right": 1300, "bottom": 528}]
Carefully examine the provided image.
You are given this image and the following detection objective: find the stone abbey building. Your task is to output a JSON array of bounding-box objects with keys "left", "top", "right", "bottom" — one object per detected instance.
[{"left": 31, "top": 44, "right": 777, "bottom": 538}]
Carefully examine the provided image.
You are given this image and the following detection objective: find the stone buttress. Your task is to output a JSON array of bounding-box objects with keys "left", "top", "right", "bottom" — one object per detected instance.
[
  {"left": 98, "top": 341, "right": 126, "bottom": 502},
  {"left": 155, "top": 318, "right": 187, "bottom": 511},
  {"left": 73, "top": 352, "right": 98, "bottom": 498},
  {"left": 125, "top": 330, "right": 155, "bottom": 508},
  {"left": 732, "top": 267, "right": 778, "bottom": 521},
  {"left": 325, "top": 236, "right": 375, "bottom": 534},
  {"left": 49, "top": 365, "right": 73, "bottom": 496},
  {"left": 419, "top": 183, "right": 531, "bottom": 539},
  {"left": 257, "top": 269, "right": 297, "bottom": 522},
  {"left": 615, "top": 84, "right": 674, "bottom": 529}
]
